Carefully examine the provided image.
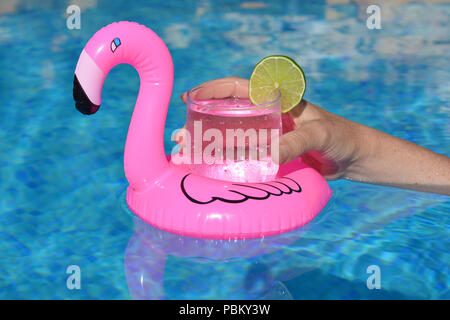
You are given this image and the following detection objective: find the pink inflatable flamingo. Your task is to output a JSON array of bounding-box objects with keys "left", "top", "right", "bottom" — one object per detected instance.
[{"left": 73, "top": 21, "right": 332, "bottom": 240}]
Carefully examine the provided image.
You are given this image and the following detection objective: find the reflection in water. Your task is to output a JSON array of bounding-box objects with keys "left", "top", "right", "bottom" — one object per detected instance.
[
  {"left": 124, "top": 216, "right": 310, "bottom": 299},
  {"left": 164, "top": 23, "right": 200, "bottom": 49}
]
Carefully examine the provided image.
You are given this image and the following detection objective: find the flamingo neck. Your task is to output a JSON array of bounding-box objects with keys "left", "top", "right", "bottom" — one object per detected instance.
[
  {"left": 84, "top": 22, "right": 174, "bottom": 191},
  {"left": 124, "top": 79, "right": 172, "bottom": 192}
]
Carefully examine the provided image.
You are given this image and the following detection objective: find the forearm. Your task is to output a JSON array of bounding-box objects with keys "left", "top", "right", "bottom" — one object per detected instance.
[{"left": 345, "top": 124, "right": 450, "bottom": 195}]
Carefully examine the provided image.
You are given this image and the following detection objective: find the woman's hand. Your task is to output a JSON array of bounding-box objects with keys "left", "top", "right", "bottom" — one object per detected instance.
[
  {"left": 178, "top": 77, "right": 363, "bottom": 180},
  {"left": 278, "top": 98, "right": 365, "bottom": 180},
  {"left": 180, "top": 77, "right": 450, "bottom": 195},
  {"left": 280, "top": 95, "right": 450, "bottom": 195}
]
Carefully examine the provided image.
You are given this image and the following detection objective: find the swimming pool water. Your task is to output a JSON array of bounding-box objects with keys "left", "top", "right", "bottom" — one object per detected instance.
[{"left": 0, "top": 0, "right": 448, "bottom": 299}]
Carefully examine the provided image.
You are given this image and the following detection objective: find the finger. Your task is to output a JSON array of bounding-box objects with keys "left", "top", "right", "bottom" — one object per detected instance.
[
  {"left": 283, "top": 100, "right": 324, "bottom": 129},
  {"left": 278, "top": 120, "right": 327, "bottom": 164},
  {"left": 181, "top": 77, "right": 249, "bottom": 103},
  {"left": 195, "top": 78, "right": 248, "bottom": 101}
]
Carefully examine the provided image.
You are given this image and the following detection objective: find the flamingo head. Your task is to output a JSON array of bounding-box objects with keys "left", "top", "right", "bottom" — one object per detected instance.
[{"left": 73, "top": 24, "right": 126, "bottom": 115}]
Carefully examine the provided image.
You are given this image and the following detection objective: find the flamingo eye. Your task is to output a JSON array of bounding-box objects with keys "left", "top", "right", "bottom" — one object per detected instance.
[{"left": 110, "top": 38, "right": 121, "bottom": 52}]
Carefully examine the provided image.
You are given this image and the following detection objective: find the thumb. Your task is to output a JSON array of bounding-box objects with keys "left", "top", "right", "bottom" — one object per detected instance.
[{"left": 278, "top": 120, "right": 326, "bottom": 164}]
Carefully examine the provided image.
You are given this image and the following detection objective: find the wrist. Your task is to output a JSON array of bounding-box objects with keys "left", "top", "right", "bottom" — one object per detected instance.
[{"left": 342, "top": 123, "right": 378, "bottom": 182}]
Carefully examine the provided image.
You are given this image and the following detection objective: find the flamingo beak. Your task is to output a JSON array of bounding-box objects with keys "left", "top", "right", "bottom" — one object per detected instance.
[{"left": 73, "top": 75, "right": 100, "bottom": 115}]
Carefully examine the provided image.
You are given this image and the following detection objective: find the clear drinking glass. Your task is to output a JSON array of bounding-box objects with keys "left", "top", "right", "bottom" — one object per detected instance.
[{"left": 184, "top": 79, "right": 281, "bottom": 183}]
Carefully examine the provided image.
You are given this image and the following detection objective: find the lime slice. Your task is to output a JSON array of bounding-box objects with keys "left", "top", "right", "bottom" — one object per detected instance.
[{"left": 249, "top": 55, "right": 306, "bottom": 113}]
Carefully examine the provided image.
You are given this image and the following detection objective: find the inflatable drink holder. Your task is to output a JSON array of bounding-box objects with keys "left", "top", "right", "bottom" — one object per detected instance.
[{"left": 73, "top": 21, "right": 332, "bottom": 240}]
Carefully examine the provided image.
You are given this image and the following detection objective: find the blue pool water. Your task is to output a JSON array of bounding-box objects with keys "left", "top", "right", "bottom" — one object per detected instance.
[{"left": 0, "top": 0, "right": 448, "bottom": 299}]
